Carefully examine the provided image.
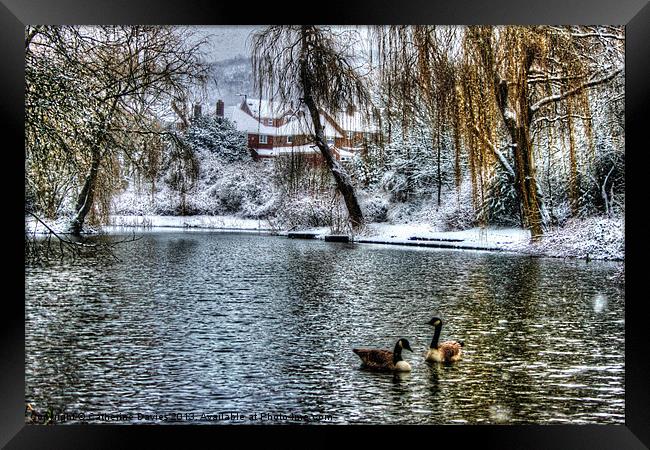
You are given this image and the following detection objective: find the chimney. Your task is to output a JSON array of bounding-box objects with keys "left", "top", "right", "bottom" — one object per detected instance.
[
  {"left": 216, "top": 100, "right": 224, "bottom": 118},
  {"left": 193, "top": 103, "right": 202, "bottom": 118}
]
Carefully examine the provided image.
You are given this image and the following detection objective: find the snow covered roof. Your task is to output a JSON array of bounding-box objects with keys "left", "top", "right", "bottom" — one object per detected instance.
[
  {"left": 229, "top": 106, "right": 276, "bottom": 134},
  {"left": 278, "top": 114, "right": 343, "bottom": 138},
  {"left": 158, "top": 96, "right": 380, "bottom": 136},
  {"left": 229, "top": 105, "right": 343, "bottom": 138},
  {"left": 242, "top": 98, "right": 292, "bottom": 119}
]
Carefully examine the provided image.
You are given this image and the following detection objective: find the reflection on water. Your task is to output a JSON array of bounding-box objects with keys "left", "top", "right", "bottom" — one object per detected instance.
[{"left": 25, "top": 231, "right": 624, "bottom": 424}]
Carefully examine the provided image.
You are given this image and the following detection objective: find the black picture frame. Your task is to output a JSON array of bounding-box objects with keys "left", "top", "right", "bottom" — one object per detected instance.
[{"left": 4, "top": 0, "right": 648, "bottom": 447}]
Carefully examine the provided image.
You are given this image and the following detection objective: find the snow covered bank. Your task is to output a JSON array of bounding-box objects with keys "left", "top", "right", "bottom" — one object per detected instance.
[
  {"left": 25, "top": 214, "right": 274, "bottom": 235},
  {"left": 361, "top": 223, "right": 530, "bottom": 251},
  {"left": 28, "top": 214, "right": 624, "bottom": 262},
  {"left": 105, "top": 214, "right": 624, "bottom": 261},
  {"left": 503, "top": 216, "right": 624, "bottom": 261},
  {"left": 25, "top": 216, "right": 97, "bottom": 235},
  {"left": 103, "top": 215, "right": 529, "bottom": 251},
  {"left": 108, "top": 214, "right": 273, "bottom": 232}
]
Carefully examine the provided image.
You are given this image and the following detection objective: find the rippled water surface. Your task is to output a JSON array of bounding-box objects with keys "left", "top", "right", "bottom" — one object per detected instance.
[{"left": 25, "top": 231, "right": 624, "bottom": 424}]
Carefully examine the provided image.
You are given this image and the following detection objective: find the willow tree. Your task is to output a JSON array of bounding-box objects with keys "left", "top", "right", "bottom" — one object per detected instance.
[
  {"left": 377, "top": 25, "right": 624, "bottom": 239},
  {"left": 26, "top": 26, "right": 207, "bottom": 235},
  {"left": 251, "top": 26, "right": 370, "bottom": 229},
  {"left": 379, "top": 26, "right": 460, "bottom": 205}
]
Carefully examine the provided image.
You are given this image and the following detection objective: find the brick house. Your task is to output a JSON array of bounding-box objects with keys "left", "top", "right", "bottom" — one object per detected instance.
[{"left": 226, "top": 98, "right": 380, "bottom": 162}]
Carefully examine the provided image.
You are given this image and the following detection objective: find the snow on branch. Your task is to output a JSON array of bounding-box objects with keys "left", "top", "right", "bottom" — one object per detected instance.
[
  {"left": 569, "top": 32, "right": 625, "bottom": 41},
  {"left": 470, "top": 124, "right": 515, "bottom": 179},
  {"left": 530, "top": 69, "right": 622, "bottom": 113},
  {"left": 547, "top": 26, "right": 625, "bottom": 41},
  {"left": 532, "top": 114, "right": 592, "bottom": 127}
]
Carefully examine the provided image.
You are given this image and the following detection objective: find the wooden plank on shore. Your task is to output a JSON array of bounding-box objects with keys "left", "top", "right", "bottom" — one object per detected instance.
[
  {"left": 287, "top": 232, "right": 317, "bottom": 239},
  {"left": 355, "top": 238, "right": 502, "bottom": 251},
  {"left": 324, "top": 235, "right": 350, "bottom": 243},
  {"left": 408, "top": 236, "right": 464, "bottom": 242}
]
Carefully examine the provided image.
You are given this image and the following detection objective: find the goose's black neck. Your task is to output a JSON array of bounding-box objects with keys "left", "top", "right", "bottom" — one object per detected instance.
[
  {"left": 392, "top": 342, "right": 403, "bottom": 365},
  {"left": 430, "top": 323, "right": 442, "bottom": 349}
]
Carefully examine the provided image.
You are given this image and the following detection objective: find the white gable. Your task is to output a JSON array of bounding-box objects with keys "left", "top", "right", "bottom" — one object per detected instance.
[{"left": 242, "top": 98, "right": 292, "bottom": 119}]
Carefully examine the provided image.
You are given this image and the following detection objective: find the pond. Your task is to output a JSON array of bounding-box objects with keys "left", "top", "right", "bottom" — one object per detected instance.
[{"left": 25, "top": 231, "right": 625, "bottom": 424}]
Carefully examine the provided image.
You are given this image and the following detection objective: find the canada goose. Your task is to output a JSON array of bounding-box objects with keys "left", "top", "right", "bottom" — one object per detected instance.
[
  {"left": 353, "top": 338, "right": 414, "bottom": 372},
  {"left": 425, "top": 317, "right": 464, "bottom": 363}
]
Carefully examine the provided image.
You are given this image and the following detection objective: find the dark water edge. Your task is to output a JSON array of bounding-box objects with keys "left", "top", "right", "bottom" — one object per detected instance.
[{"left": 25, "top": 231, "right": 624, "bottom": 424}]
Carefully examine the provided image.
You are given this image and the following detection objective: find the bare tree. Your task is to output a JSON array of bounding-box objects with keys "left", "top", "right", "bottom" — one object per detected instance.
[
  {"left": 251, "top": 25, "right": 370, "bottom": 230},
  {"left": 25, "top": 26, "right": 208, "bottom": 235}
]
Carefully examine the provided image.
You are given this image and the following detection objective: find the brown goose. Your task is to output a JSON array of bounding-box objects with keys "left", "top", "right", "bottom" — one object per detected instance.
[
  {"left": 353, "top": 338, "right": 413, "bottom": 372},
  {"left": 425, "top": 317, "right": 464, "bottom": 363}
]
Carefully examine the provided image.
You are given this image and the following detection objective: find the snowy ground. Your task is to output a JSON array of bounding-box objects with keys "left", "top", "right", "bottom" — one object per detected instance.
[
  {"left": 107, "top": 214, "right": 273, "bottom": 232},
  {"left": 26, "top": 214, "right": 624, "bottom": 262},
  {"left": 503, "top": 216, "right": 624, "bottom": 261},
  {"left": 358, "top": 223, "right": 530, "bottom": 251}
]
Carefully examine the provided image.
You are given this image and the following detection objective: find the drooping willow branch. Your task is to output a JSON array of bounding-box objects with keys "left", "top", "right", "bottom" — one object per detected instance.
[{"left": 25, "top": 209, "right": 142, "bottom": 262}]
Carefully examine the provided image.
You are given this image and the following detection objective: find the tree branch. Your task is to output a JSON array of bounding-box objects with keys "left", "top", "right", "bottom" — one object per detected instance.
[
  {"left": 530, "top": 69, "right": 622, "bottom": 113},
  {"left": 470, "top": 123, "right": 515, "bottom": 179}
]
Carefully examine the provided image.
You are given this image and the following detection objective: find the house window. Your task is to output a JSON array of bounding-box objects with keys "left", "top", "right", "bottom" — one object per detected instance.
[
  {"left": 286, "top": 135, "right": 293, "bottom": 144},
  {"left": 259, "top": 135, "right": 268, "bottom": 144},
  {"left": 326, "top": 136, "right": 334, "bottom": 146},
  {"left": 347, "top": 131, "right": 353, "bottom": 140},
  {"left": 267, "top": 119, "right": 274, "bottom": 126}
]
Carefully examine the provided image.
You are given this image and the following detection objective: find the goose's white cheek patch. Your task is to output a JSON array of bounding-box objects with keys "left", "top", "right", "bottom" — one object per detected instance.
[{"left": 395, "top": 361, "right": 412, "bottom": 372}]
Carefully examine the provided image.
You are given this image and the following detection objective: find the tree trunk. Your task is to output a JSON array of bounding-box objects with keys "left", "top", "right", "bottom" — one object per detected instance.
[
  {"left": 601, "top": 160, "right": 617, "bottom": 217},
  {"left": 69, "top": 147, "right": 101, "bottom": 236},
  {"left": 299, "top": 28, "right": 364, "bottom": 230},
  {"left": 492, "top": 48, "right": 544, "bottom": 240},
  {"left": 511, "top": 126, "right": 544, "bottom": 239},
  {"left": 436, "top": 127, "right": 442, "bottom": 207},
  {"left": 302, "top": 93, "right": 365, "bottom": 229}
]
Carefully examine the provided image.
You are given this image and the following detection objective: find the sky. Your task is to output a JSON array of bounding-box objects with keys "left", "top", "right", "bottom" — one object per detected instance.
[
  {"left": 191, "top": 25, "right": 262, "bottom": 62},
  {"left": 190, "top": 25, "right": 373, "bottom": 63},
  {"left": 185, "top": 25, "right": 375, "bottom": 107}
]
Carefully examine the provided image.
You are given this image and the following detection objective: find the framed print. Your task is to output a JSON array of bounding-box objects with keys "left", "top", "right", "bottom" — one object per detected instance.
[{"left": 4, "top": 0, "right": 649, "bottom": 447}]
